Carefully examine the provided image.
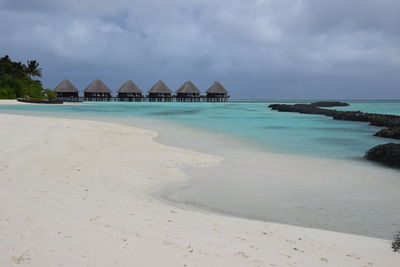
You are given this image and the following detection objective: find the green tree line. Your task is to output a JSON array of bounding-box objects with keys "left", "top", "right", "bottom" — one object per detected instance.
[{"left": 0, "top": 55, "right": 54, "bottom": 100}]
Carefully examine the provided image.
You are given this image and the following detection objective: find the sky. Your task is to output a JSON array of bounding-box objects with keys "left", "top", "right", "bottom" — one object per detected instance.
[{"left": 0, "top": 0, "right": 399, "bottom": 99}]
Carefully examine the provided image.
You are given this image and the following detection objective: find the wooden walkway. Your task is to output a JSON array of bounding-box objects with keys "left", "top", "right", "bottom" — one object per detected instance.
[{"left": 57, "top": 96, "right": 229, "bottom": 102}]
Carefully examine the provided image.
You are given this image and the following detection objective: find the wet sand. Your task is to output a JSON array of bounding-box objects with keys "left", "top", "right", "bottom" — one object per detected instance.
[{"left": 0, "top": 110, "right": 399, "bottom": 266}]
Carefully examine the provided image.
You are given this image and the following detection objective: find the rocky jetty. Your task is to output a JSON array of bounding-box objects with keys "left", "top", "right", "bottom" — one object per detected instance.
[
  {"left": 365, "top": 143, "right": 400, "bottom": 168},
  {"left": 309, "top": 101, "right": 350, "bottom": 107},
  {"left": 268, "top": 103, "right": 400, "bottom": 135},
  {"left": 268, "top": 101, "right": 400, "bottom": 168},
  {"left": 374, "top": 127, "right": 400, "bottom": 139}
]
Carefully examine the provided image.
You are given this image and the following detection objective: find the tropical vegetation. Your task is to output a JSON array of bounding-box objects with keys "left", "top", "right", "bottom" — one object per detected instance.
[{"left": 0, "top": 55, "right": 49, "bottom": 100}]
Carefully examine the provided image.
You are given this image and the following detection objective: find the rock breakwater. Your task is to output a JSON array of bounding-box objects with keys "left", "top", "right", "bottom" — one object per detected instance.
[{"left": 268, "top": 102, "right": 400, "bottom": 168}]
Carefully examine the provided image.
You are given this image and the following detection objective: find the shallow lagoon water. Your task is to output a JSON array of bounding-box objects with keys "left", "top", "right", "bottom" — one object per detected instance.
[
  {"left": 1, "top": 101, "right": 399, "bottom": 159},
  {"left": 1, "top": 101, "right": 399, "bottom": 239}
]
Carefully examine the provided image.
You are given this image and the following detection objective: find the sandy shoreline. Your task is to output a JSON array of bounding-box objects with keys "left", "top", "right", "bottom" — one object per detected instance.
[
  {"left": 0, "top": 110, "right": 399, "bottom": 266},
  {"left": 0, "top": 99, "right": 83, "bottom": 106}
]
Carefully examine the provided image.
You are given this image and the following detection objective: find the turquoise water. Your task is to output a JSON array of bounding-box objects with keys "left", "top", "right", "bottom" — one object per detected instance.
[
  {"left": 0, "top": 101, "right": 399, "bottom": 160},
  {"left": 327, "top": 101, "right": 400, "bottom": 115},
  {"left": 1, "top": 101, "right": 400, "bottom": 239}
]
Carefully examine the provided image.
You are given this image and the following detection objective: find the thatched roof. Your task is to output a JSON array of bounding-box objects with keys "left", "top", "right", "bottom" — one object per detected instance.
[
  {"left": 206, "top": 81, "right": 228, "bottom": 94},
  {"left": 54, "top": 79, "right": 78, "bottom": 93},
  {"left": 176, "top": 81, "right": 201, "bottom": 94},
  {"left": 117, "top": 80, "right": 142, "bottom": 94},
  {"left": 84, "top": 79, "right": 111, "bottom": 93},
  {"left": 148, "top": 80, "right": 172, "bottom": 94}
]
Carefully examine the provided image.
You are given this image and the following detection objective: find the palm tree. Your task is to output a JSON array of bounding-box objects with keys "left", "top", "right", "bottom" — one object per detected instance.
[
  {"left": 0, "top": 55, "right": 26, "bottom": 79},
  {"left": 24, "top": 60, "right": 42, "bottom": 78}
]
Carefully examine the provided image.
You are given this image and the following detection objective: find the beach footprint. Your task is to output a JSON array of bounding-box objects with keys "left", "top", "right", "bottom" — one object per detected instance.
[{"left": 11, "top": 251, "right": 31, "bottom": 264}]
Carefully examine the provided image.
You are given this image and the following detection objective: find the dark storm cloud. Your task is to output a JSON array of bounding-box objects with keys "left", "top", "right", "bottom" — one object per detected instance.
[{"left": 0, "top": 0, "right": 399, "bottom": 99}]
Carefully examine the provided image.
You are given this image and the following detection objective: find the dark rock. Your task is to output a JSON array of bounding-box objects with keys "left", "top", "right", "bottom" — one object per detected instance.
[
  {"left": 269, "top": 102, "right": 400, "bottom": 164},
  {"left": 374, "top": 127, "right": 400, "bottom": 139},
  {"left": 365, "top": 143, "right": 400, "bottom": 168},
  {"left": 310, "top": 101, "right": 349, "bottom": 107},
  {"left": 268, "top": 103, "right": 400, "bottom": 138},
  {"left": 393, "top": 232, "right": 400, "bottom": 252},
  {"left": 17, "top": 98, "right": 63, "bottom": 104}
]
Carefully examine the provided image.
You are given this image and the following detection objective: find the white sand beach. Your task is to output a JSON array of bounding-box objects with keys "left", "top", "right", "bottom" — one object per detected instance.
[
  {"left": 0, "top": 110, "right": 399, "bottom": 266},
  {"left": 0, "top": 99, "right": 28, "bottom": 105}
]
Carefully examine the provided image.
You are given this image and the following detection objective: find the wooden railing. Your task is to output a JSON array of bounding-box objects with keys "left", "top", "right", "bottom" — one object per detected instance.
[{"left": 57, "top": 96, "right": 230, "bottom": 102}]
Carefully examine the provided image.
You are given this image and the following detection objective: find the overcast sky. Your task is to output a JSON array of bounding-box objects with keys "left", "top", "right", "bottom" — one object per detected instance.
[{"left": 0, "top": 0, "right": 399, "bottom": 99}]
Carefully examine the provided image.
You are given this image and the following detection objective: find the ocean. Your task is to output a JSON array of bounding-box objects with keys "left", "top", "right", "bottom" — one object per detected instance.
[{"left": 1, "top": 100, "right": 399, "bottom": 239}]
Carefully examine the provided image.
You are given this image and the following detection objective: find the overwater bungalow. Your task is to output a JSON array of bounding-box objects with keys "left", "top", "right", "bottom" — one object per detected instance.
[
  {"left": 206, "top": 81, "right": 229, "bottom": 102},
  {"left": 148, "top": 80, "right": 172, "bottom": 102},
  {"left": 176, "top": 81, "right": 201, "bottom": 102},
  {"left": 117, "top": 80, "right": 142, "bottom": 102},
  {"left": 83, "top": 79, "right": 112, "bottom": 101},
  {"left": 54, "top": 79, "right": 79, "bottom": 101}
]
